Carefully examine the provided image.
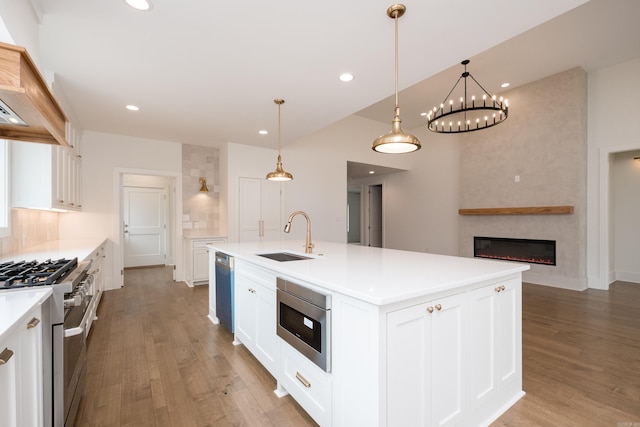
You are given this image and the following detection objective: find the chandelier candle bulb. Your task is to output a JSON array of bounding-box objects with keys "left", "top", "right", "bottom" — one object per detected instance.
[{"left": 426, "top": 59, "right": 508, "bottom": 134}]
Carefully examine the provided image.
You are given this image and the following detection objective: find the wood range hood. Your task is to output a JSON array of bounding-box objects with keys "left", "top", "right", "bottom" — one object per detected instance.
[{"left": 0, "top": 42, "right": 69, "bottom": 146}]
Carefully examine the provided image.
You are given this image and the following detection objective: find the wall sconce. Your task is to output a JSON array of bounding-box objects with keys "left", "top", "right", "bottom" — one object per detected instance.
[{"left": 199, "top": 177, "right": 209, "bottom": 192}]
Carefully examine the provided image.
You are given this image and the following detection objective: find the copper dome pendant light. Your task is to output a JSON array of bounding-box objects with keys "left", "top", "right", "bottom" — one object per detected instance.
[
  {"left": 372, "top": 4, "right": 421, "bottom": 154},
  {"left": 266, "top": 98, "right": 293, "bottom": 181}
]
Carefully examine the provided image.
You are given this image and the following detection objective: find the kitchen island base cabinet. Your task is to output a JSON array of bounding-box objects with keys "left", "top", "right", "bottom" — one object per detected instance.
[
  {"left": 280, "top": 340, "right": 332, "bottom": 426},
  {"left": 208, "top": 241, "right": 527, "bottom": 427},
  {"left": 387, "top": 292, "right": 467, "bottom": 427},
  {"left": 233, "top": 260, "right": 279, "bottom": 379},
  {"left": 470, "top": 278, "right": 523, "bottom": 423}
]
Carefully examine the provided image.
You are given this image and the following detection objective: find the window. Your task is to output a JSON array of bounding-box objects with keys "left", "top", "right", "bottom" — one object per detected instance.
[{"left": 0, "top": 139, "right": 10, "bottom": 237}]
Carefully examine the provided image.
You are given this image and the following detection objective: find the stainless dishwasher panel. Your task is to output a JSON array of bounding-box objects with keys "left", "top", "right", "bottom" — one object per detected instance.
[{"left": 214, "top": 252, "right": 234, "bottom": 332}]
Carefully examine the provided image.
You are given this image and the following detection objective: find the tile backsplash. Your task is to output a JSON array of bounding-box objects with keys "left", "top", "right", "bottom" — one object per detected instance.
[
  {"left": 0, "top": 209, "right": 59, "bottom": 256},
  {"left": 182, "top": 144, "right": 221, "bottom": 233}
]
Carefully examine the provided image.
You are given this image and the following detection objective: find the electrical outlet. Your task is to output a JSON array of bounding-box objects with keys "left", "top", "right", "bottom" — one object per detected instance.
[{"left": 515, "top": 175, "right": 520, "bottom": 183}]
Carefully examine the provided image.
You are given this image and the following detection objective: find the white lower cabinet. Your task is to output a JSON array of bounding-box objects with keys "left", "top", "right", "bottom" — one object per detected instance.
[
  {"left": 185, "top": 237, "right": 226, "bottom": 286},
  {"left": 387, "top": 292, "right": 468, "bottom": 427},
  {"left": 0, "top": 304, "right": 44, "bottom": 427},
  {"left": 280, "top": 341, "right": 332, "bottom": 426},
  {"left": 233, "top": 261, "right": 278, "bottom": 377},
  {"left": 470, "top": 278, "right": 522, "bottom": 417}
]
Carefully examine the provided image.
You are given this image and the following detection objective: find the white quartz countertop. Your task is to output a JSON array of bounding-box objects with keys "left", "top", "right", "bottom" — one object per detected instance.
[
  {"left": 0, "top": 288, "right": 52, "bottom": 342},
  {"left": 0, "top": 238, "right": 106, "bottom": 264},
  {"left": 183, "top": 230, "right": 226, "bottom": 240},
  {"left": 207, "top": 241, "right": 530, "bottom": 305}
]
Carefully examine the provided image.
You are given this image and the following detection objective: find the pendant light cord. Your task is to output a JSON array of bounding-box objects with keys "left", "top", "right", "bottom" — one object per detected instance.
[
  {"left": 278, "top": 101, "right": 281, "bottom": 156},
  {"left": 394, "top": 11, "right": 399, "bottom": 111}
]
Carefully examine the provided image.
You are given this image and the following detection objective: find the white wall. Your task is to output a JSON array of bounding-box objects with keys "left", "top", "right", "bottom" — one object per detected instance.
[
  {"left": 59, "top": 131, "right": 183, "bottom": 290},
  {"left": 612, "top": 150, "right": 640, "bottom": 283},
  {"left": 0, "top": 2, "right": 41, "bottom": 66},
  {"left": 587, "top": 57, "right": 640, "bottom": 289},
  {"left": 278, "top": 115, "right": 460, "bottom": 255}
]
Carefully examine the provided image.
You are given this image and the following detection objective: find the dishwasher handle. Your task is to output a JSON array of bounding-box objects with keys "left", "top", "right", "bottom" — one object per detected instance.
[{"left": 215, "top": 252, "right": 233, "bottom": 270}]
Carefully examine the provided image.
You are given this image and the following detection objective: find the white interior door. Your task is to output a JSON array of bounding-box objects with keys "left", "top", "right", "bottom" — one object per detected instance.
[
  {"left": 123, "top": 186, "right": 166, "bottom": 267},
  {"left": 369, "top": 184, "right": 383, "bottom": 247}
]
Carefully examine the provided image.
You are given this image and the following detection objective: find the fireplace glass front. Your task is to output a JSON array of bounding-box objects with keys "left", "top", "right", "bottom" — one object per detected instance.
[{"left": 474, "top": 236, "right": 556, "bottom": 265}]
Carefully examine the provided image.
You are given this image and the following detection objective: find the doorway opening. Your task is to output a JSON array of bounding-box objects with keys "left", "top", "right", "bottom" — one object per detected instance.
[
  {"left": 346, "top": 161, "right": 406, "bottom": 248},
  {"left": 114, "top": 169, "right": 182, "bottom": 288}
]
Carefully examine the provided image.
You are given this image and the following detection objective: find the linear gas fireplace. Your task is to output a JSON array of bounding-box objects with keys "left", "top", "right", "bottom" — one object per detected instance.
[{"left": 474, "top": 236, "right": 556, "bottom": 265}]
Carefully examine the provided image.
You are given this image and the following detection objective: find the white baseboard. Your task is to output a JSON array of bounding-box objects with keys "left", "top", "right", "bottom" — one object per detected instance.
[
  {"left": 615, "top": 271, "right": 640, "bottom": 284},
  {"left": 522, "top": 271, "right": 587, "bottom": 290}
]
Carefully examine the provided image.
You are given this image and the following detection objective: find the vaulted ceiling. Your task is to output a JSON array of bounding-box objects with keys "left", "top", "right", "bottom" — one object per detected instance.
[{"left": 19, "top": 0, "right": 640, "bottom": 149}]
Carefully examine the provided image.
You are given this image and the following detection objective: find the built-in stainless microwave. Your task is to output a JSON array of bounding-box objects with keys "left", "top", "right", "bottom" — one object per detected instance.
[{"left": 276, "top": 277, "right": 331, "bottom": 372}]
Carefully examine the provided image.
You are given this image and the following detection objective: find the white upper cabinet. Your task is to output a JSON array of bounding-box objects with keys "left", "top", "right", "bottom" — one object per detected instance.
[{"left": 11, "top": 126, "right": 83, "bottom": 211}]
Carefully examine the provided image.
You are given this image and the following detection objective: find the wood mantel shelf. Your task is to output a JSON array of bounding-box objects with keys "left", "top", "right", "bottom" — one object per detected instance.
[{"left": 458, "top": 206, "right": 574, "bottom": 216}]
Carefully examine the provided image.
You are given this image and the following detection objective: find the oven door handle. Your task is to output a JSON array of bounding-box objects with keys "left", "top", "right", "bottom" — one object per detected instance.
[
  {"left": 63, "top": 294, "right": 95, "bottom": 338},
  {"left": 64, "top": 325, "right": 84, "bottom": 338}
]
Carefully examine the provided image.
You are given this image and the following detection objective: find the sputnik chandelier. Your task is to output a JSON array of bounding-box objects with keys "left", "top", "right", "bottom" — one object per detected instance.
[{"left": 426, "top": 59, "right": 508, "bottom": 134}]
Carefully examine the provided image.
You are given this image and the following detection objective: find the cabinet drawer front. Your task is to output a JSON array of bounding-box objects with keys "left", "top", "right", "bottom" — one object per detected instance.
[
  {"left": 235, "top": 260, "right": 277, "bottom": 289},
  {"left": 281, "top": 341, "right": 331, "bottom": 426}
]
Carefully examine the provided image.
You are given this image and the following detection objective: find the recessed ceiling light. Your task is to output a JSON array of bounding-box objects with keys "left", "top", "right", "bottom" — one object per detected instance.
[
  {"left": 339, "top": 73, "right": 354, "bottom": 82},
  {"left": 259, "top": 130, "right": 268, "bottom": 135},
  {"left": 501, "top": 82, "right": 510, "bottom": 88},
  {"left": 420, "top": 112, "right": 427, "bottom": 117},
  {"left": 369, "top": 170, "right": 375, "bottom": 174},
  {"left": 125, "top": 0, "right": 152, "bottom": 11},
  {"left": 126, "top": 105, "right": 140, "bottom": 111}
]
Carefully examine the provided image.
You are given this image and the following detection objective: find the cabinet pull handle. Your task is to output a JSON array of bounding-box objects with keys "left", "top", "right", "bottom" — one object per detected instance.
[
  {"left": 248, "top": 288, "right": 256, "bottom": 294},
  {"left": 501, "top": 285, "right": 506, "bottom": 291},
  {"left": 435, "top": 304, "right": 442, "bottom": 311},
  {"left": 0, "top": 348, "right": 14, "bottom": 365},
  {"left": 427, "top": 306, "right": 434, "bottom": 313},
  {"left": 296, "top": 372, "right": 311, "bottom": 388},
  {"left": 27, "top": 317, "right": 40, "bottom": 329},
  {"left": 495, "top": 286, "right": 502, "bottom": 293},
  {"left": 495, "top": 284, "right": 506, "bottom": 293}
]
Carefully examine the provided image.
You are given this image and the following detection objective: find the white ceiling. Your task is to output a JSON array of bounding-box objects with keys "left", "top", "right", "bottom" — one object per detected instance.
[
  {"left": 357, "top": 0, "right": 640, "bottom": 130},
  {"left": 27, "top": 0, "right": 625, "bottom": 151}
]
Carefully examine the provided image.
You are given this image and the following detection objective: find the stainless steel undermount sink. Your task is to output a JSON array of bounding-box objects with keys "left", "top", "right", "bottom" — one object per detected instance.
[{"left": 257, "top": 252, "right": 312, "bottom": 262}]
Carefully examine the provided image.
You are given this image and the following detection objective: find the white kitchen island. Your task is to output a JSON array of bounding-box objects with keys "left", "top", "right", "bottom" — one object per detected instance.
[{"left": 207, "top": 240, "right": 529, "bottom": 427}]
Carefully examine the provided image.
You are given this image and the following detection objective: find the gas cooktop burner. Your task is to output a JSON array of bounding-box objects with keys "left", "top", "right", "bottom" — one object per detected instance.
[{"left": 0, "top": 258, "right": 78, "bottom": 289}]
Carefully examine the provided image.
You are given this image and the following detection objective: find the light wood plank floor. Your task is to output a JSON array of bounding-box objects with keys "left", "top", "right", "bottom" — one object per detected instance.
[
  {"left": 494, "top": 280, "right": 640, "bottom": 427},
  {"left": 75, "top": 267, "right": 640, "bottom": 426},
  {"left": 75, "top": 266, "right": 317, "bottom": 427}
]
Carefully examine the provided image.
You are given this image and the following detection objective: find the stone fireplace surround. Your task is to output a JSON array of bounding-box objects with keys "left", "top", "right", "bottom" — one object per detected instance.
[{"left": 458, "top": 67, "right": 587, "bottom": 290}]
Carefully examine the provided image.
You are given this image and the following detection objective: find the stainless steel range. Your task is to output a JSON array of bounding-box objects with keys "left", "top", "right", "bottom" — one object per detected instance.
[{"left": 0, "top": 257, "right": 96, "bottom": 427}]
